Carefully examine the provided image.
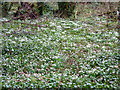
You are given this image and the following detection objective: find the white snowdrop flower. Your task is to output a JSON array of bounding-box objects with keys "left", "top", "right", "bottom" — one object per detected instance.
[
  {"left": 0, "top": 19, "right": 3, "bottom": 21},
  {"left": 41, "top": 68, "right": 44, "bottom": 71},
  {"left": 6, "top": 31, "right": 11, "bottom": 34},
  {"left": 96, "top": 17, "right": 100, "bottom": 20},
  {"left": 11, "top": 41, "right": 16, "bottom": 44},
  {"left": 73, "top": 27, "right": 82, "bottom": 31},
  {"left": 49, "top": 22, "right": 56, "bottom": 26},
  {"left": 82, "top": 23, "right": 88, "bottom": 26},
  {"left": 31, "top": 22, "right": 36, "bottom": 24},
  {"left": 51, "top": 30, "right": 56, "bottom": 32},
  {"left": 72, "top": 75, "right": 78, "bottom": 79},
  {"left": 90, "top": 55, "right": 96, "bottom": 58},
  {"left": 68, "top": 35, "right": 72, "bottom": 38},
  {"left": 64, "top": 26, "right": 71, "bottom": 29},
  {"left": 95, "top": 44, "right": 99, "bottom": 47},
  {"left": 86, "top": 83, "right": 91, "bottom": 85},
  {"left": 58, "top": 73, "right": 62, "bottom": 76},
  {"left": 73, "top": 43, "right": 76, "bottom": 46},
  {"left": 61, "top": 20, "right": 66, "bottom": 23},
  {"left": 35, "top": 20, "right": 39, "bottom": 23},
  {"left": 25, "top": 74, "right": 31, "bottom": 77},
  {"left": 20, "top": 37, "right": 28, "bottom": 42},
  {"left": 48, "top": 37, "right": 51, "bottom": 40},
  {"left": 102, "top": 46, "right": 106, "bottom": 49},
  {"left": 84, "top": 75, "right": 89, "bottom": 77},
  {"left": 69, "top": 21, "right": 74, "bottom": 23},
  {"left": 2, "top": 18, "right": 8, "bottom": 21},
  {"left": 37, "top": 39, "right": 41, "bottom": 41},
  {"left": 33, "top": 73, "right": 40, "bottom": 77},
  {"left": 67, "top": 82, "right": 72, "bottom": 85},
  {"left": 112, "top": 37, "right": 117, "bottom": 39},
  {"left": 89, "top": 69, "right": 96, "bottom": 73},
  {"left": 7, "top": 39, "right": 12, "bottom": 41},
  {"left": 63, "top": 73, "right": 67, "bottom": 76},
  {"left": 91, "top": 32, "right": 96, "bottom": 34},
  {"left": 14, "top": 37, "right": 18, "bottom": 40},
  {"left": 10, "top": 29, "right": 14, "bottom": 31},
  {"left": 102, "top": 20, "right": 106, "bottom": 23},
  {"left": 86, "top": 44, "right": 92, "bottom": 47},
  {"left": 41, "top": 27, "right": 47, "bottom": 30},
  {"left": 19, "top": 39, "right": 26, "bottom": 42},
  {"left": 49, "top": 86, "right": 52, "bottom": 88},
  {"left": 52, "top": 64, "right": 56, "bottom": 66},
  {"left": 44, "top": 63, "right": 48, "bottom": 66},
  {"left": 57, "top": 26, "right": 62, "bottom": 29},
  {"left": 114, "top": 32, "right": 119, "bottom": 36},
  {"left": 97, "top": 39, "right": 102, "bottom": 41},
  {"left": 37, "top": 27, "right": 40, "bottom": 31},
  {"left": 61, "top": 36, "right": 65, "bottom": 38},
  {"left": 109, "top": 32, "right": 113, "bottom": 34},
  {"left": 50, "top": 61, "right": 53, "bottom": 63},
  {"left": 41, "top": 65, "right": 45, "bottom": 68},
  {"left": 72, "top": 22, "right": 79, "bottom": 26},
  {"left": 74, "top": 85, "right": 78, "bottom": 88},
  {"left": 53, "top": 56, "right": 59, "bottom": 59},
  {"left": 50, "top": 67, "right": 55, "bottom": 70},
  {"left": 54, "top": 33, "right": 59, "bottom": 35}
]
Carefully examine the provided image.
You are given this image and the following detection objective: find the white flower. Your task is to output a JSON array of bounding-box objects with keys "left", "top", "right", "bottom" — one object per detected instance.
[
  {"left": 57, "top": 26, "right": 62, "bottom": 29},
  {"left": 64, "top": 26, "right": 71, "bottom": 29},
  {"left": 73, "top": 27, "right": 82, "bottom": 30},
  {"left": 114, "top": 32, "right": 119, "bottom": 36},
  {"left": 0, "top": 18, "right": 8, "bottom": 21},
  {"left": 52, "top": 64, "right": 56, "bottom": 66},
  {"left": 6, "top": 32, "right": 11, "bottom": 34},
  {"left": 102, "top": 46, "right": 106, "bottom": 49},
  {"left": 19, "top": 39, "right": 26, "bottom": 42},
  {"left": 19, "top": 37, "right": 28, "bottom": 42},
  {"left": 51, "top": 30, "right": 56, "bottom": 32},
  {"left": 86, "top": 44, "right": 92, "bottom": 47},
  {"left": 11, "top": 41, "right": 16, "bottom": 44},
  {"left": 49, "top": 22, "right": 56, "bottom": 26},
  {"left": 72, "top": 22, "right": 79, "bottom": 26},
  {"left": 82, "top": 23, "right": 88, "bottom": 26}
]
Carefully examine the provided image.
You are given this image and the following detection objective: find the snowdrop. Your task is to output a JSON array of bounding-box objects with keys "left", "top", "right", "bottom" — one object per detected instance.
[
  {"left": 86, "top": 44, "right": 92, "bottom": 47},
  {"left": 11, "top": 41, "right": 16, "bottom": 44},
  {"left": 114, "top": 32, "right": 119, "bottom": 36},
  {"left": 49, "top": 22, "right": 56, "bottom": 26}
]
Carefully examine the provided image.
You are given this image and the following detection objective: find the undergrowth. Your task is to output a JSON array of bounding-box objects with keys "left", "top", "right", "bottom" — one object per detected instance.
[{"left": 1, "top": 16, "right": 119, "bottom": 88}]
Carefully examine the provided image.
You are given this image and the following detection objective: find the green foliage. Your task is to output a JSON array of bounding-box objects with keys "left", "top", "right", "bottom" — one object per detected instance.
[{"left": 1, "top": 16, "right": 119, "bottom": 88}]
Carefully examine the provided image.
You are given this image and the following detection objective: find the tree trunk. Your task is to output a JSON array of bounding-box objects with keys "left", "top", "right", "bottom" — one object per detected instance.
[
  {"left": 57, "top": 2, "right": 76, "bottom": 18},
  {"left": 37, "top": 2, "right": 44, "bottom": 16},
  {"left": 2, "top": 2, "right": 13, "bottom": 17},
  {"left": 117, "top": 1, "right": 120, "bottom": 40},
  {"left": 118, "top": 2, "right": 120, "bottom": 24}
]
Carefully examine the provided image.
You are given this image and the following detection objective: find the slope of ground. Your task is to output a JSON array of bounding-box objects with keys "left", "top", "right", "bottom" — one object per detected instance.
[{"left": 1, "top": 16, "right": 119, "bottom": 88}]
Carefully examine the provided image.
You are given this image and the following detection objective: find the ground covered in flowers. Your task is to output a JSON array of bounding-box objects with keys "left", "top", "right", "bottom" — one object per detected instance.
[{"left": 1, "top": 16, "right": 119, "bottom": 88}]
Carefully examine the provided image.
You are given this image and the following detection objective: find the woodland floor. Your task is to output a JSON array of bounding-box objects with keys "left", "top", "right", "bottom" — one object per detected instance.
[{"left": 1, "top": 16, "right": 119, "bottom": 88}]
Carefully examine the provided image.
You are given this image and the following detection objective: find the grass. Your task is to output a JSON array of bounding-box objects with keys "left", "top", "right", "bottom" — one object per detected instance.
[{"left": 1, "top": 16, "right": 119, "bottom": 88}]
